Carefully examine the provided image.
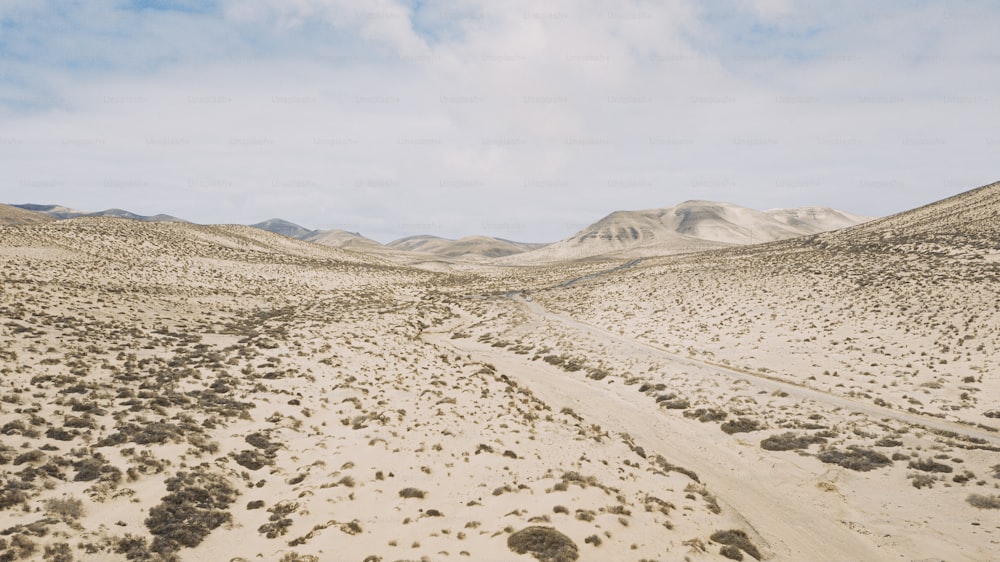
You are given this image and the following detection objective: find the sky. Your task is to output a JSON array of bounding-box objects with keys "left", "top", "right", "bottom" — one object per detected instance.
[{"left": 1, "top": 0, "right": 998, "bottom": 243}]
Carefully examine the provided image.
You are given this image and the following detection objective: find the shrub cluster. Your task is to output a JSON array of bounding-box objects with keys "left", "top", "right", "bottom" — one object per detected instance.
[
  {"left": 145, "top": 470, "right": 238, "bottom": 556},
  {"left": 817, "top": 447, "right": 892, "bottom": 472},
  {"left": 507, "top": 526, "right": 579, "bottom": 562}
]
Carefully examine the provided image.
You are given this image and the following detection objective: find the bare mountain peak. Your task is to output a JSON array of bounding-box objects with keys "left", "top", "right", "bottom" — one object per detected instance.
[{"left": 501, "top": 199, "right": 873, "bottom": 264}]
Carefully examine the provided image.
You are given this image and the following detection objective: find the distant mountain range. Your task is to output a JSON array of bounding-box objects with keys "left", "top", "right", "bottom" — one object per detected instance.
[
  {"left": 11, "top": 204, "right": 185, "bottom": 223},
  {"left": 248, "top": 220, "right": 542, "bottom": 261},
  {"left": 386, "top": 235, "right": 546, "bottom": 259},
  {"left": 4, "top": 200, "right": 873, "bottom": 262},
  {"left": 249, "top": 219, "right": 383, "bottom": 251}
]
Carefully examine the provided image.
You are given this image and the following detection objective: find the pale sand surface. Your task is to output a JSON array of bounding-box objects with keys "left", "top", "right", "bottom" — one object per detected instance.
[{"left": 1, "top": 182, "right": 998, "bottom": 562}]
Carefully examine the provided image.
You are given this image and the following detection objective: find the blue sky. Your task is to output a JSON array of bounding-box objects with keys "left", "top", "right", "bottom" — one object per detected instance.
[{"left": 1, "top": 0, "right": 998, "bottom": 242}]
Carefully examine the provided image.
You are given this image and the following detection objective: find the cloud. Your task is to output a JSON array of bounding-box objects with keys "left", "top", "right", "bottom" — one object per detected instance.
[{"left": 1, "top": 0, "right": 998, "bottom": 243}]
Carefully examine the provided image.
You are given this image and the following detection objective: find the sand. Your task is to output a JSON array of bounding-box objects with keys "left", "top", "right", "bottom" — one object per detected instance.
[{"left": 0, "top": 181, "right": 998, "bottom": 561}]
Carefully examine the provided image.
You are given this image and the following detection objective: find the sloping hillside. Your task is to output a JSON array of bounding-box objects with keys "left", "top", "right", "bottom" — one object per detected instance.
[
  {"left": 11, "top": 204, "right": 185, "bottom": 222},
  {"left": 251, "top": 218, "right": 315, "bottom": 239},
  {"left": 304, "top": 229, "right": 385, "bottom": 251},
  {"left": 815, "top": 180, "right": 1000, "bottom": 252},
  {"left": 0, "top": 203, "right": 55, "bottom": 225},
  {"left": 765, "top": 206, "right": 872, "bottom": 234},
  {"left": 0, "top": 207, "right": 738, "bottom": 562},
  {"left": 389, "top": 235, "right": 545, "bottom": 260},
  {"left": 539, "top": 180, "right": 1000, "bottom": 425},
  {"left": 502, "top": 200, "right": 871, "bottom": 264}
]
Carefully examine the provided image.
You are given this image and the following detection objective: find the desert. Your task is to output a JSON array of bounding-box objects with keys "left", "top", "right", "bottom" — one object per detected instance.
[
  {"left": 3, "top": 3, "right": 999, "bottom": 560},
  {"left": 1, "top": 181, "right": 999, "bottom": 561}
]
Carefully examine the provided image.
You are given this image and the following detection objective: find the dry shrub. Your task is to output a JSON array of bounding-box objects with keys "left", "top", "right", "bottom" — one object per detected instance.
[
  {"left": 507, "top": 526, "right": 579, "bottom": 562},
  {"left": 817, "top": 447, "right": 891, "bottom": 472},
  {"left": 967, "top": 494, "right": 1000, "bottom": 510},
  {"left": 721, "top": 418, "right": 761, "bottom": 434},
  {"left": 908, "top": 458, "right": 953, "bottom": 473},
  {"left": 710, "top": 529, "right": 761, "bottom": 560},
  {"left": 759, "top": 432, "right": 826, "bottom": 451},
  {"left": 145, "top": 470, "right": 238, "bottom": 555},
  {"left": 398, "top": 487, "right": 426, "bottom": 499},
  {"left": 44, "top": 496, "right": 84, "bottom": 520}
]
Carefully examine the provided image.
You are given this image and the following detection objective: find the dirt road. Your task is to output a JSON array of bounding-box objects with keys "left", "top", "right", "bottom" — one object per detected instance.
[
  {"left": 425, "top": 320, "right": 892, "bottom": 561},
  {"left": 515, "top": 295, "right": 1000, "bottom": 448}
]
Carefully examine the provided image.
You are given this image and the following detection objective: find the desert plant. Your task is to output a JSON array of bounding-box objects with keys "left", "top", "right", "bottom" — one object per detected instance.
[
  {"left": 710, "top": 529, "right": 761, "bottom": 560},
  {"left": 684, "top": 408, "right": 728, "bottom": 422},
  {"left": 721, "top": 418, "right": 761, "bottom": 434},
  {"left": 398, "top": 487, "right": 426, "bottom": 499},
  {"left": 720, "top": 545, "right": 744, "bottom": 560},
  {"left": 908, "top": 458, "right": 953, "bottom": 473},
  {"left": 43, "top": 542, "right": 73, "bottom": 562},
  {"left": 232, "top": 450, "right": 270, "bottom": 471},
  {"left": 44, "top": 496, "right": 84, "bottom": 520},
  {"left": 145, "top": 470, "right": 238, "bottom": 554},
  {"left": 507, "top": 526, "right": 579, "bottom": 562},
  {"left": 760, "top": 432, "right": 827, "bottom": 451},
  {"left": 967, "top": 494, "right": 1000, "bottom": 509},
  {"left": 817, "top": 447, "right": 892, "bottom": 472}
]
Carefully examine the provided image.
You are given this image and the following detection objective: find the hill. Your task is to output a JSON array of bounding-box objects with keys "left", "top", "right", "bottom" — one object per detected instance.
[
  {"left": 538, "top": 180, "right": 1000, "bottom": 426},
  {"left": 11, "top": 203, "right": 86, "bottom": 219},
  {"left": 451, "top": 180, "right": 1000, "bottom": 560},
  {"left": 502, "top": 200, "right": 872, "bottom": 264},
  {"left": 388, "top": 234, "right": 546, "bottom": 260},
  {"left": 0, "top": 203, "right": 56, "bottom": 225},
  {"left": 0, "top": 214, "right": 735, "bottom": 562},
  {"left": 251, "top": 218, "right": 315, "bottom": 239},
  {"left": 11, "top": 203, "right": 185, "bottom": 222},
  {"left": 303, "top": 229, "right": 385, "bottom": 251}
]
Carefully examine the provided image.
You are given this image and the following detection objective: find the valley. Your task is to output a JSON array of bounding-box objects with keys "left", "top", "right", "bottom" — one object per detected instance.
[{"left": 0, "top": 182, "right": 998, "bottom": 561}]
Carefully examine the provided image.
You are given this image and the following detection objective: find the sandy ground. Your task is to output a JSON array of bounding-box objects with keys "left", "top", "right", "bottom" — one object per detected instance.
[
  {"left": 433, "top": 294, "right": 999, "bottom": 560},
  {"left": 1, "top": 183, "right": 999, "bottom": 562},
  {"left": 0, "top": 219, "right": 756, "bottom": 562}
]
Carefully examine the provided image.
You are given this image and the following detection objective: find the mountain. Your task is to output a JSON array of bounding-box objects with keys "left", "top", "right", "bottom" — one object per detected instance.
[
  {"left": 500, "top": 200, "right": 873, "bottom": 264},
  {"left": 250, "top": 220, "right": 387, "bottom": 253},
  {"left": 765, "top": 207, "right": 872, "bottom": 234},
  {"left": 303, "top": 229, "right": 384, "bottom": 251},
  {"left": 86, "top": 208, "right": 186, "bottom": 222},
  {"left": 11, "top": 204, "right": 185, "bottom": 222},
  {"left": 0, "top": 216, "right": 389, "bottom": 274},
  {"left": 388, "top": 234, "right": 547, "bottom": 260},
  {"left": 10, "top": 200, "right": 873, "bottom": 264},
  {"left": 0, "top": 203, "right": 56, "bottom": 225},
  {"left": 251, "top": 218, "right": 315, "bottom": 239},
  {"left": 544, "top": 179, "right": 1000, "bottom": 425},
  {"left": 11, "top": 203, "right": 86, "bottom": 219}
]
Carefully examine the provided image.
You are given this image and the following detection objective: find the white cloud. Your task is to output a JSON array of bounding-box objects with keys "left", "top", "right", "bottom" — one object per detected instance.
[
  {"left": 745, "top": 0, "right": 795, "bottom": 21},
  {"left": 1, "top": 0, "right": 998, "bottom": 242}
]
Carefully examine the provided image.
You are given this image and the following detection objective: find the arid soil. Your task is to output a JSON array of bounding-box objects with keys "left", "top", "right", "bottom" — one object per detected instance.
[{"left": 1, "top": 182, "right": 998, "bottom": 562}]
